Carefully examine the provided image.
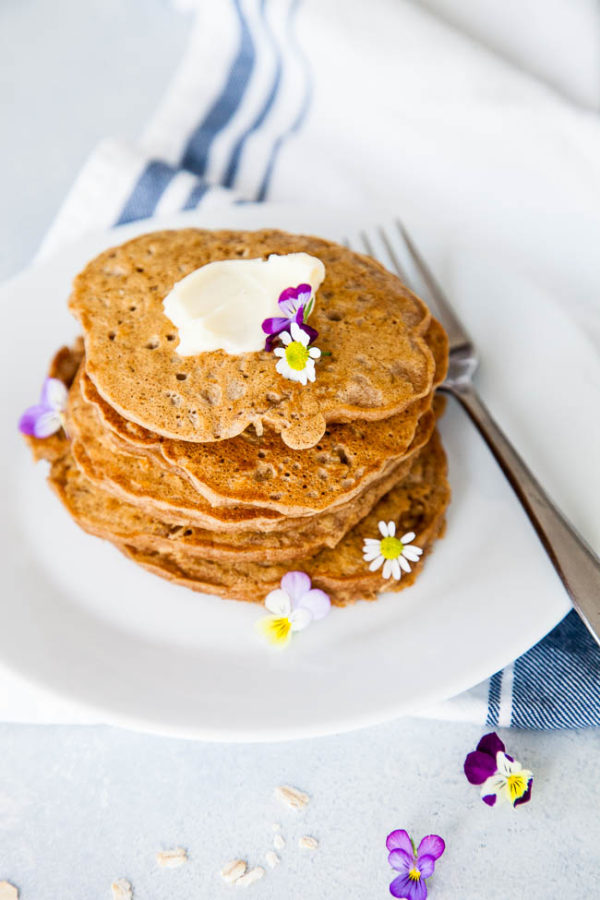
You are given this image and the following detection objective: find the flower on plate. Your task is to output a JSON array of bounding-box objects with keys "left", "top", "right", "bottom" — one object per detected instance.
[
  {"left": 386, "top": 830, "right": 445, "bottom": 899},
  {"left": 19, "top": 377, "right": 68, "bottom": 438},
  {"left": 255, "top": 571, "right": 331, "bottom": 648},
  {"left": 273, "top": 322, "right": 322, "bottom": 385},
  {"left": 362, "top": 521, "right": 423, "bottom": 580},
  {"left": 262, "top": 283, "right": 318, "bottom": 351},
  {"left": 464, "top": 732, "right": 533, "bottom": 808}
]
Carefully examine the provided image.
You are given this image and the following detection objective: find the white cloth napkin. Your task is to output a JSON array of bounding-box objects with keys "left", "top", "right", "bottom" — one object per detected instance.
[{"left": 15, "top": 0, "right": 599, "bottom": 728}]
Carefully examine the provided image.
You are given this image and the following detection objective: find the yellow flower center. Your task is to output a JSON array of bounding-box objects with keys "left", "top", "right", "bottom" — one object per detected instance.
[
  {"left": 285, "top": 341, "right": 309, "bottom": 371},
  {"left": 380, "top": 536, "right": 404, "bottom": 560},
  {"left": 268, "top": 617, "right": 292, "bottom": 643},
  {"left": 507, "top": 773, "right": 528, "bottom": 802},
  {"left": 408, "top": 867, "right": 421, "bottom": 882}
]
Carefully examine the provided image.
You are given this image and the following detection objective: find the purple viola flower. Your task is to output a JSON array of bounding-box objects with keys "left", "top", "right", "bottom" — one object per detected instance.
[
  {"left": 19, "top": 377, "right": 68, "bottom": 438},
  {"left": 262, "top": 283, "right": 318, "bottom": 351},
  {"left": 464, "top": 732, "right": 533, "bottom": 808},
  {"left": 386, "top": 830, "right": 445, "bottom": 899}
]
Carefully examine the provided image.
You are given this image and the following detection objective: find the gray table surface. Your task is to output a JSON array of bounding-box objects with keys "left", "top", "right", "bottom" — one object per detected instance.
[{"left": 1, "top": 2, "right": 599, "bottom": 897}]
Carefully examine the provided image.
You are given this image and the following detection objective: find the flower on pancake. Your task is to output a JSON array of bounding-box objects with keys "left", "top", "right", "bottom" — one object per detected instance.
[
  {"left": 273, "top": 322, "right": 322, "bottom": 386},
  {"left": 464, "top": 732, "right": 533, "bottom": 808},
  {"left": 255, "top": 571, "right": 331, "bottom": 648},
  {"left": 262, "top": 283, "right": 318, "bottom": 352},
  {"left": 362, "top": 521, "right": 423, "bottom": 581},
  {"left": 386, "top": 830, "right": 445, "bottom": 899},
  {"left": 19, "top": 377, "right": 68, "bottom": 438}
]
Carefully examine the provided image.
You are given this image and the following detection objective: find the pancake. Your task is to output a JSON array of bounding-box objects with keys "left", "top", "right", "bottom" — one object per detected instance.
[
  {"left": 117, "top": 428, "right": 450, "bottom": 605},
  {"left": 81, "top": 318, "right": 447, "bottom": 515},
  {"left": 69, "top": 229, "right": 437, "bottom": 449},
  {"left": 68, "top": 365, "right": 438, "bottom": 534}
]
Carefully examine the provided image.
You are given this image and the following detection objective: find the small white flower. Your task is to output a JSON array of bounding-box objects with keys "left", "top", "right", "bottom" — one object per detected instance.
[
  {"left": 255, "top": 571, "right": 331, "bottom": 648},
  {"left": 273, "top": 322, "right": 321, "bottom": 386},
  {"left": 362, "top": 521, "right": 423, "bottom": 581}
]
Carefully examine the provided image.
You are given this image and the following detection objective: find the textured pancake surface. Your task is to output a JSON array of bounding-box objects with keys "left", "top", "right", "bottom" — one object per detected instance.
[
  {"left": 118, "top": 429, "right": 449, "bottom": 605},
  {"left": 69, "top": 229, "right": 437, "bottom": 449},
  {"left": 81, "top": 318, "right": 447, "bottom": 515}
]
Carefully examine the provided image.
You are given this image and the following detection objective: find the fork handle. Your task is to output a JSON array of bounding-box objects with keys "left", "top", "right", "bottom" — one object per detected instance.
[{"left": 443, "top": 382, "right": 600, "bottom": 644}]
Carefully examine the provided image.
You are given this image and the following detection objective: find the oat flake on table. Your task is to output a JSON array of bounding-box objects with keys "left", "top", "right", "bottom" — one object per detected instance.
[
  {"left": 0, "top": 882, "right": 18, "bottom": 900},
  {"left": 111, "top": 879, "right": 133, "bottom": 900},
  {"left": 275, "top": 785, "right": 310, "bottom": 810},
  {"left": 235, "top": 866, "right": 265, "bottom": 887},
  {"left": 156, "top": 847, "right": 188, "bottom": 868},
  {"left": 220, "top": 859, "right": 247, "bottom": 883}
]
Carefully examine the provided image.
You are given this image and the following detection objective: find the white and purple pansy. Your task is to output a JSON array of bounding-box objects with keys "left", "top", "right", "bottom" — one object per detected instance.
[
  {"left": 386, "top": 830, "right": 445, "bottom": 900},
  {"left": 464, "top": 732, "right": 533, "bottom": 808},
  {"left": 262, "top": 283, "right": 318, "bottom": 352},
  {"left": 19, "top": 377, "right": 68, "bottom": 439},
  {"left": 255, "top": 571, "right": 331, "bottom": 648}
]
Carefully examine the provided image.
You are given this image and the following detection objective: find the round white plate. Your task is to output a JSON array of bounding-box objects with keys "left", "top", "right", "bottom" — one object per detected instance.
[{"left": 1, "top": 204, "right": 598, "bottom": 741}]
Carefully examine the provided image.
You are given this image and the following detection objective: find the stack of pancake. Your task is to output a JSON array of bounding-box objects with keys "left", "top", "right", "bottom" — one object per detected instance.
[{"left": 25, "top": 229, "right": 450, "bottom": 606}]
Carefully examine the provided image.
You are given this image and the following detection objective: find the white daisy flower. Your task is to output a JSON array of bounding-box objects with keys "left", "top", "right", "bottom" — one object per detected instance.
[
  {"left": 273, "top": 321, "right": 321, "bottom": 386},
  {"left": 362, "top": 521, "right": 423, "bottom": 581}
]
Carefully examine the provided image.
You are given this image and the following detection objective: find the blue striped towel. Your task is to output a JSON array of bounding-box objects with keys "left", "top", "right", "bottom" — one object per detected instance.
[{"left": 40, "top": 0, "right": 600, "bottom": 729}]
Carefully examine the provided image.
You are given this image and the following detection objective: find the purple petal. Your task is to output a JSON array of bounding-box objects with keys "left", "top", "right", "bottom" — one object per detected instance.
[
  {"left": 388, "top": 849, "right": 412, "bottom": 873},
  {"left": 299, "top": 322, "right": 319, "bottom": 344},
  {"left": 417, "top": 855, "right": 435, "bottom": 879},
  {"left": 417, "top": 835, "right": 445, "bottom": 862},
  {"left": 280, "top": 571, "right": 312, "bottom": 605},
  {"left": 389, "top": 873, "right": 427, "bottom": 900},
  {"left": 482, "top": 793, "right": 497, "bottom": 807},
  {"left": 464, "top": 750, "right": 498, "bottom": 785},
  {"left": 279, "top": 284, "right": 311, "bottom": 306},
  {"left": 18, "top": 404, "right": 61, "bottom": 438},
  {"left": 294, "top": 305, "right": 305, "bottom": 325},
  {"left": 514, "top": 778, "right": 533, "bottom": 808},
  {"left": 298, "top": 588, "right": 330, "bottom": 621},
  {"left": 386, "top": 830, "right": 414, "bottom": 856},
  {"left": 476, "top": 732, "right": 505, "bottom": 758},
  {"left": 262, "top": 316, "right": 290, "bottom": 335},
  {"left": 264, "top": 333, "right": 280, "bottom": 352},
  {"left": 40, "top": 377, "right": 67, "bottom": 411}
]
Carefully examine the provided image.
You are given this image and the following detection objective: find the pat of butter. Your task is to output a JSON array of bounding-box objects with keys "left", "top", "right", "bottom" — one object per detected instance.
[{"left": 162, "top": 252, "right": 325, "bottom": 355}]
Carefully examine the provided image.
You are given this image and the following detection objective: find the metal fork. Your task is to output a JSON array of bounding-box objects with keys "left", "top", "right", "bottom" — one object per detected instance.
[{"left": 354, "top": 220, "right": 600, "bottom": 645}]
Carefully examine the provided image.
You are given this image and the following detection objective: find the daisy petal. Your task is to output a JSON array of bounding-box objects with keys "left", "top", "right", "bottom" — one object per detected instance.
[
  {"left": 400, "top": 532, "right": 416, "bottom": 544},
  {"left": 41, "top": 377, "right": 68, "bottom": 411},
  {"left": 290, "top": 607, "right": 312, "bottom": 632},
  {"left": 402, "top": 546, "right": 422, "bottom": 562},
  {"left": 369, "top": 556, "right": 384, "bottom": 571},
  {"left": 363, "top": 539, "right": 381, "bottom": 548},
  {"left": 290, "top": 322, "right": 303, "bottom": 342},
  {"left": 264, "top": 589, "right": 292, "bottom": 617},
  {"left": 308, "top": 347, "right": 321, "bottom": 359},
  {"left": 378, "top": 521, "right": 389, "bottom": 537},
  {"left": 280, "top": 331, "right": 292, "bottom": 345},
  {"left": 398, "top": 555, "right": 412, "bottom": 573},
  {"left": 298, "top": 588, "right": 331, "bottom": 621},
  {"left": 387, "top": 521, "right": 396, "bottom": 537},
  {"left": 280, "top": 571, "right": 311, "bottom": 604},
  {"left": 382, "top": 559, "right": 393, "bottom": 579},
  {"left": 273, "top": 348, "right": 285, "bottom": 357},
  {"left": 363, "top": 549, "right": 381, "bottom": 562},
  {"left": 391, "top": 559, "right": 401, "bottom": 580}
]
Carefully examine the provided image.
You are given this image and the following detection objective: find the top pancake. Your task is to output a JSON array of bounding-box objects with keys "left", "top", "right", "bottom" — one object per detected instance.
[{"left": 69, "top": 229, "right": 436, "bottom": 449}]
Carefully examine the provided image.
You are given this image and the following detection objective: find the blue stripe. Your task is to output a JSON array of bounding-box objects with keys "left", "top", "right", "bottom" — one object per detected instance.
[
  {"left": 115, "top": 161, "right": 178, "bottom": 226},
  {"left": 486, "top": 672, "right": 503, "bottom": 727},
  {"left": 182, "top": 181, "right": 211, "bottom": 210},
  {"left": 115, "top": 0, "right": 256, "bottom": 226},
  {"left": 181, "top": 0, "right": 256, "bottom": 177},
  {"left": 510, "top": 611, "right": 600, "bottom": 729},
  {"left": 222, "top": 0, "right": 283, "bottom": 188},
  {"left": 255, "top": 0, "right": 311, "bottom": 201}
]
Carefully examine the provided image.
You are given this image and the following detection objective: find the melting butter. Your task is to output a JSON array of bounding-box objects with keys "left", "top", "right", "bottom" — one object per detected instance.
[{"left": 162, "top": 252, "right": 325, "bottom": 355}]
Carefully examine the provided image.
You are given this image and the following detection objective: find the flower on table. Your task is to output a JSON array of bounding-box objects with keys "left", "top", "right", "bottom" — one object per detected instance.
[
  {"left": 274, "top": 322, "right": 322, "bottom": 386},
  {"left": 255, "top": 571, "right": 331, "bottom": 648},
  {"left": 19, "top": 377, "right": 68, "bottom": 438},
  {"left": 262, "top": 283, "right": 318, "bottom": 352},
  {"left": 464, "top": 732, "right": 533, "bottom": 808},
  {"left": 363, "top": 521, "right": 423, "bottom": 581},
  {"left": 386, "top": 830, "right": 445, "bottom": 899}
]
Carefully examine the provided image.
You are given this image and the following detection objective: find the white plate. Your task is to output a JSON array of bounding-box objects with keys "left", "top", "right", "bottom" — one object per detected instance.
[{"left": 1, "top": 204, "right": 598, "bottom": 741}]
